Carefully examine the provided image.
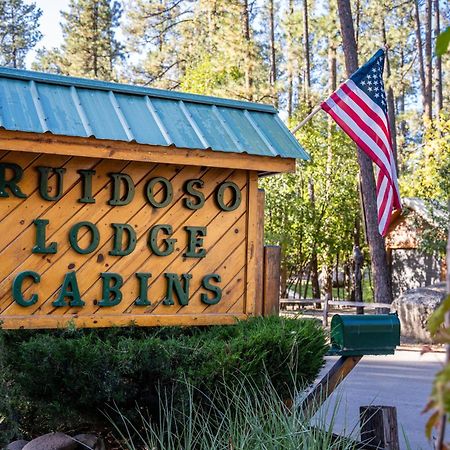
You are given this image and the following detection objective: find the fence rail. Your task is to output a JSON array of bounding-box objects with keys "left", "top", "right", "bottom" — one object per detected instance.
[{"left": 280, "top": 298, "right": 393, "bottom": 326}]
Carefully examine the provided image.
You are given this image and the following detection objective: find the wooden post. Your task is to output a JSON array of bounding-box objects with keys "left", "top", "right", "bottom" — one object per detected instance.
[
  {"left": 255, "top": 189, "right": 265, "bottom": 316},
  {"left": 360, "top": 406, "right": 400, "bottom": 450},
  {"left": 302, "top": 355, "right": 362, "bottom": 417},
  {"left": 263, "top": 245, "right": 281, "bottom": 316},
  {"left": 323, "top": 295, "right": 329, "bottom": 327}
]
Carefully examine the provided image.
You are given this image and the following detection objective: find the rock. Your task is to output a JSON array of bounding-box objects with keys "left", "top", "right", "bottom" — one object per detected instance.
[
  {"left": 5, "top": 440, "right": 29, "bottom": 450},
  {"left": 72, "top": 434, "right": 105, "bottom": 450},
  {"left": 22, "top": 433, "right": 77, "bottom": 450},
  {"left": 392, "top": 283, "right": 447, "bottom": 343}
]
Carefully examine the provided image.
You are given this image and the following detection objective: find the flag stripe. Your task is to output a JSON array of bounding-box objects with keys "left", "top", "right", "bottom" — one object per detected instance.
[{"left": 378, "top": 175, "right": 393, "bottom": 235}]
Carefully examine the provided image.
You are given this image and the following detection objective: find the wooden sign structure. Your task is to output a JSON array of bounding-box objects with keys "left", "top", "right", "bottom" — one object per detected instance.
[{"left": 0, "top": 68, "right": 307, "bottom": 329}]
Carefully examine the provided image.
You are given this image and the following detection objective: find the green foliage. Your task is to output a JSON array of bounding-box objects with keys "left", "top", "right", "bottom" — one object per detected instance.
[
  {"left": 0, "top": 0, "right": 42, "bottom": 69},
  {"left": 402, "top": 116, "right": 450, "bottom": 257},
  {"left": 436, "top": 27, "right": 450, "bottom": 56},
  {"left": 32, "top": 0, "right": 123, "bottom": 80},
  {"left": 0, "top": 317, "right": 326, "bottom": 441},
  {"left": 402, "top": 116, "right": 450, "bottom": 202},
  {"left": 425, "top": 293, "right": 450, "bottom": 439}
]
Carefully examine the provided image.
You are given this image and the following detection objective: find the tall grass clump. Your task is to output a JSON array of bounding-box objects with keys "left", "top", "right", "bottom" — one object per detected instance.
[{"left": 106, "top": 374, "right": 358, "bottom": 450}]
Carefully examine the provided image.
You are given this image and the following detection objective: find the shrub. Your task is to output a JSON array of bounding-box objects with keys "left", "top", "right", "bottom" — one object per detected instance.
[{"left": 0, "top": 316, "right": 327, "bottom": 441}]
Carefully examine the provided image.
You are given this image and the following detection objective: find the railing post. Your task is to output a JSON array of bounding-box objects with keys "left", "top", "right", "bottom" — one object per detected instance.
[
  {"left": 263, "top": 245, "right": 281, "bottom": 316},
  {"left": 360, "top": 406, "right": 400, "bottom": 450}
]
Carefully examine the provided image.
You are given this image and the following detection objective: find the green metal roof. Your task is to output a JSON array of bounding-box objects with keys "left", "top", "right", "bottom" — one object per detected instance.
[{"left": 0, "top": 67, "right": 308, "bottom": 160}]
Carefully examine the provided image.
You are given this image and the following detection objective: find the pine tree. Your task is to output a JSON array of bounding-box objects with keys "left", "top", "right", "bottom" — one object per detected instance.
[
  {"left": 0, "top": 0, "right": 42, "bottom": 69},
  {"left": 124, "top": 0, "right": 193, "bottom": 89},
  {"left": 33, "top": 0, "right": 123, "bottom": 80}
]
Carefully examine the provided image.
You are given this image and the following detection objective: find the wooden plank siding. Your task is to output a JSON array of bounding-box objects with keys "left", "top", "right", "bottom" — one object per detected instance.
[{"left": 0, "top": 150, "right": 259, "bottom": 329}]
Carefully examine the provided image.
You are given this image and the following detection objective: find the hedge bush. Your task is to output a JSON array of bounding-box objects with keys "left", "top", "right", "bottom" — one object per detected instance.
[{"left": 0, "top": 316, "right": 327, "bottom": 441}]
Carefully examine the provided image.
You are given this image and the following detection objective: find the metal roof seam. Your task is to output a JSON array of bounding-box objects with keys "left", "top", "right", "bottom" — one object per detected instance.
[
  {"left": 108, "top": 90, "right": 134, "bottom": 142},
  {"left": 70, "top": 86, "right": 94, "bottom": 137},
  {"left": 30, "top": 80, "right": 49, "bottom": 133},
  {"left": 178, "top": 100, "right": 209, "bottom": 149},
  {"left": 211, "top": 105, "right": 244, "bottom": 153},
  {"left": 145, "top": 96, "right": 173, "bottom": 146},
  {"left": 243, "top": 110, "right": 278, "bottom": 157}
]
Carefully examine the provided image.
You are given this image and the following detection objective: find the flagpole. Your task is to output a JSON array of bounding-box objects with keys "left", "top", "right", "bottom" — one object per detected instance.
[{"left": 290, "top": 104, "right": 322, "bottom": 134}]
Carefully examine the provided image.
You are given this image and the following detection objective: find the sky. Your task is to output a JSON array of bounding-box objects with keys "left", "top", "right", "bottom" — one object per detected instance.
[{"left": 26, "top": 0, "right": 70, "bottom": 66}]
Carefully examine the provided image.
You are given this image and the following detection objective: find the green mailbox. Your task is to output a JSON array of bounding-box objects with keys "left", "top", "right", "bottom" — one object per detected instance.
[{"left": 330, "top": 314, "right": 400, "bottom": 356}]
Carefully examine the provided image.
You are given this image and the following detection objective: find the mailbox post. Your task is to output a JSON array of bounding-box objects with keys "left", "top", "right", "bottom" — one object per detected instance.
[{"left": 302, "top": 313, "right": 400, "bottom": 417}]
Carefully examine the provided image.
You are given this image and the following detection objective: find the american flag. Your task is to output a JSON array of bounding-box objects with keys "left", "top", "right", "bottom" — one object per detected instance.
[{"left": 320, "top": 49, "right": 401, "bottom": 237}]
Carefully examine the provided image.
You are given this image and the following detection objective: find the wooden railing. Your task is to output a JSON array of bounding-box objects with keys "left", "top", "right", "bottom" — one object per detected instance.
[{"left": 280, "top": 298, "right": 393, "bottom": 326}]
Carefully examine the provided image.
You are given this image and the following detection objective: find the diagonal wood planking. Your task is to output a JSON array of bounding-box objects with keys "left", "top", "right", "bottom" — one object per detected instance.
[{"left": 0, "top": 151, "right": 258, "bottom": 328}]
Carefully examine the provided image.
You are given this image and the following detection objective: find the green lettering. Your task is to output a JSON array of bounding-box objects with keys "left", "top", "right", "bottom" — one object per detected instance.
[
  {"left": 135, "top": 272, "right": 152, "bottom": 305},
  {"left": 216, "top": 181, "right": 241, "bottom": 211},
  {"left": 13, "top": 271, "right": 40, "bottom": 307},
  {"left": 184, "top": 226, "right": 207, "bottom": 258},
  {"left": 98, "top": 273, "right": 123, "bottom": 307},
  {"left": 163, "top": 273, "right": 192, "bottom": 306},
  {"left": 37, "top": 166, "right": 66, "bottom": 201},
  {"left": 200, "top": 274, "right": 222, "bottom": 305},
  {"left": 78, "top": 169, "right": 96, "bottom": 203},
  {"left": 0, "top": 163, "right": 26, "bottom": 198},
  {"left": 108, "top": 173, "right": 134, "bottom": 206},
  {"left": 148, "top": 224, "right": 176, "bottom": 256},
  {"left": 110, "top": 223, "right": 136, "bottom": 256},
  {"left": 183, "top": 179, "right": 205, "bottom": 210},
  {"left": 32, "top": 219, "right": 58, "bottom": 254},
  {"left": 52, "top": 271, "right": 85, "bottom": 307},
  {"left": 146, "top": 177, "right": 173, "bottom": 208},
  {"left": 69, "top": 221, "right": 100, "bottom": 254}
]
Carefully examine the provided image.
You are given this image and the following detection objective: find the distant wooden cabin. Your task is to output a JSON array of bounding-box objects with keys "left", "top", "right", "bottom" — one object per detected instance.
[{"left": 386, "top": 198, "right": 447, "bottom": 299}]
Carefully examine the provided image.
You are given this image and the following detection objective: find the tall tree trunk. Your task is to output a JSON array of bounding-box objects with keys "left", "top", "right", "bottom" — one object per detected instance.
[
  {"left": 269, "top": 0, "right": 278, "bottom": 107},
  {"left": 242, "top": 0, "right": 253, "bottom": 100},
  {"left": 336, "top": 0, "right": 393, "bottom": 307},
  {"left": 308, "top": 179, "right": 321, "bottom": 304},
  {"left": 398, "top": 49, "right": 407, "bottom": 139},
  {"left": 326, "top": 39, "right": 337, "bottom": 191},
  {"left": 414, "top": 0, "right": 427, "bottom": 114},
  {"left": 310, "top": 253, "right": 321, "bottom": 301},
  {"left": 424, "top": 0, "right": 433, "bottom": 120},
  {"left": 354, "top": 0, "right": 360, "bottom": 49},
  {"left": 382, "top": 21, "right": 398, "bottom": 171},
  {"left": 287, "top": 0, "right": 294, "bottom": 118},
  {"left": 434, "top": 0, "right": 443, "bottom": 113},
  {"left": 303, "top": 0, "right": 311, "bottom": 110}
]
